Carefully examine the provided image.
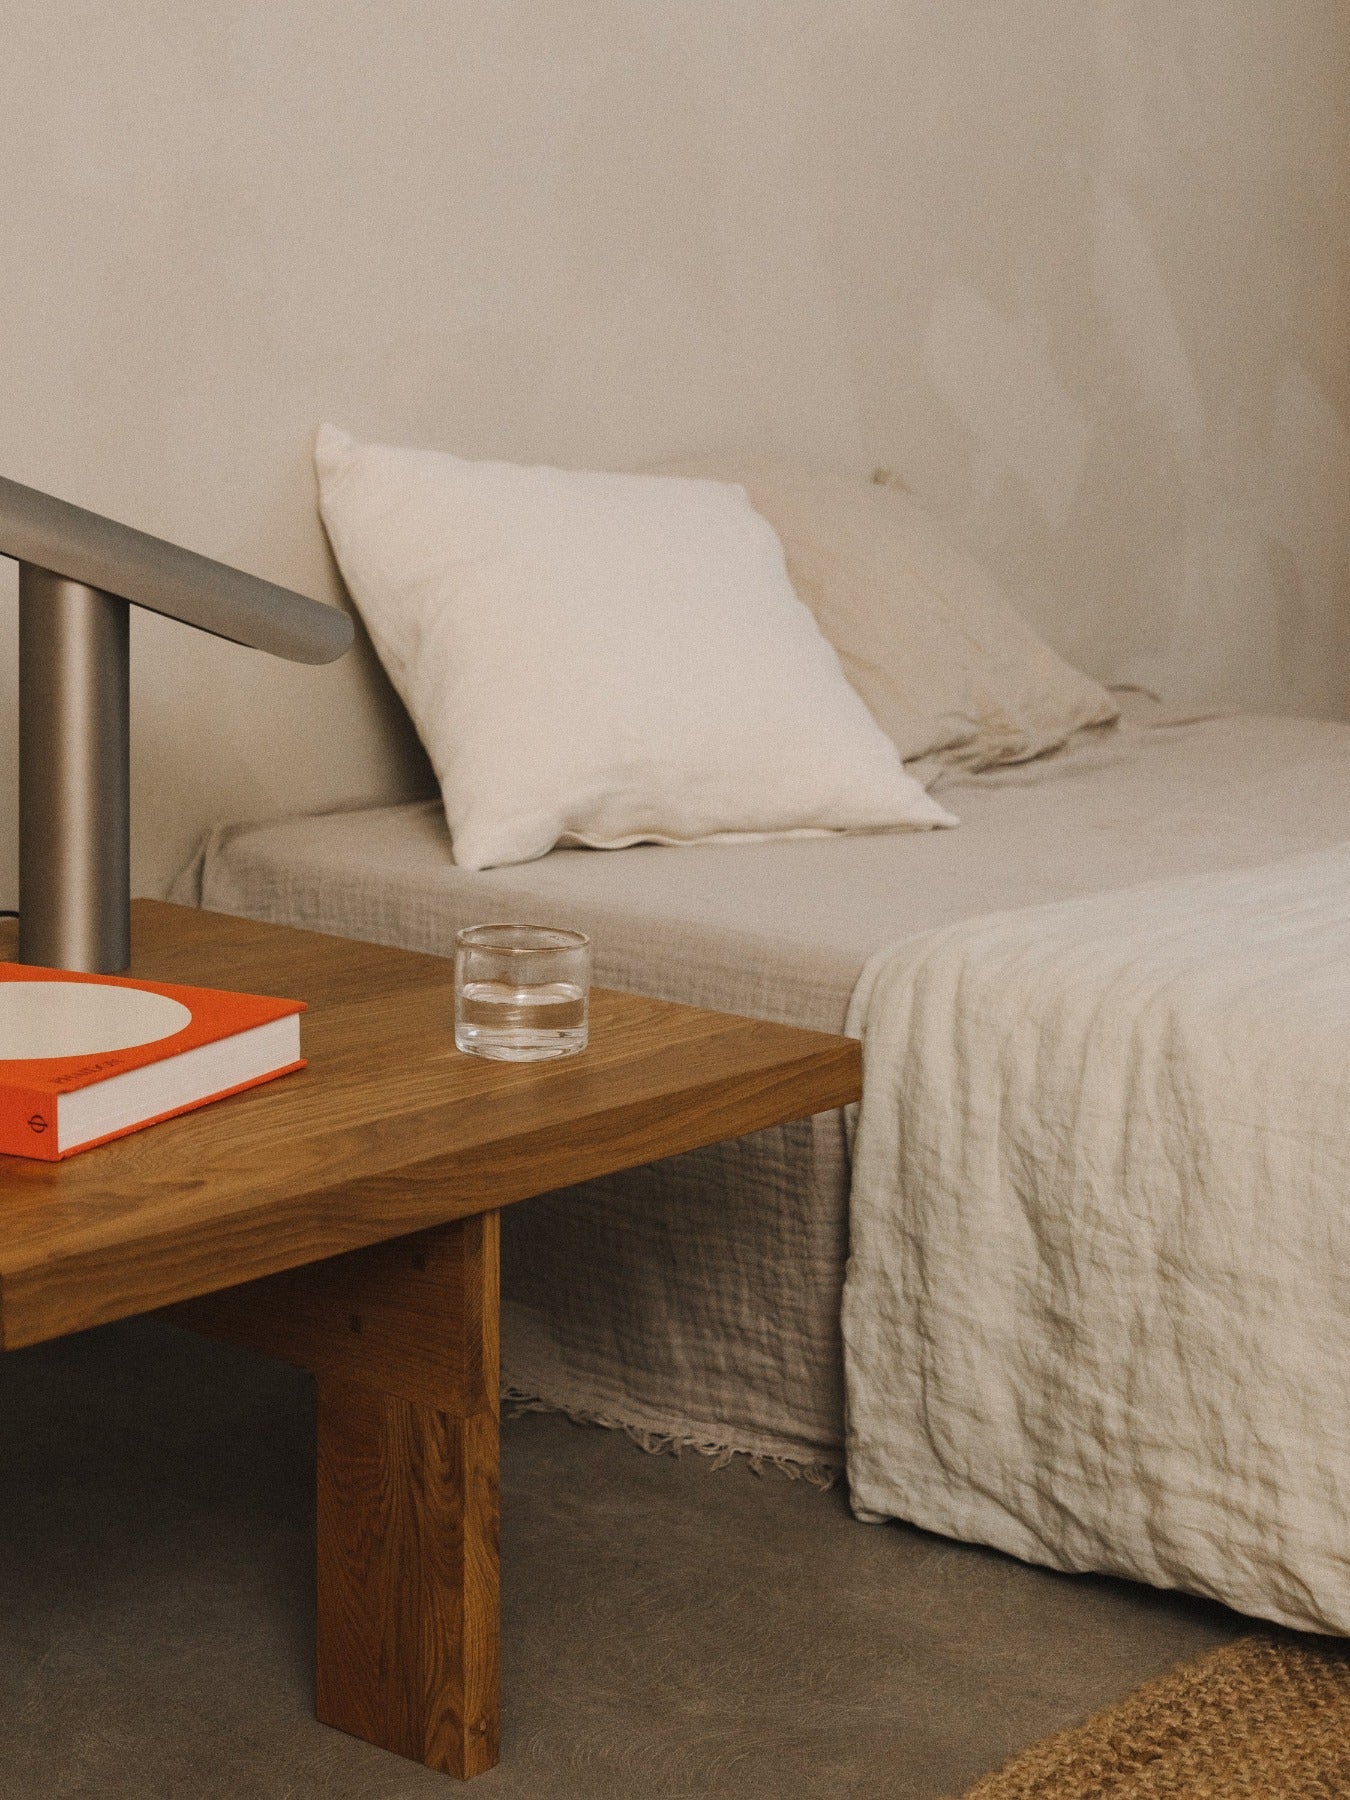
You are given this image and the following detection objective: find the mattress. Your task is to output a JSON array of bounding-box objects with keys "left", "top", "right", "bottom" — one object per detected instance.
[{"left": 174, "top": 712, "right": 1350, "bottom": 1469}]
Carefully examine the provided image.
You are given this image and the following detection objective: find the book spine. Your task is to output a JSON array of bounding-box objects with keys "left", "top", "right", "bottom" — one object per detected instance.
[{"left": 0, "top": 1083, "right": 63, "bottom": 1160}]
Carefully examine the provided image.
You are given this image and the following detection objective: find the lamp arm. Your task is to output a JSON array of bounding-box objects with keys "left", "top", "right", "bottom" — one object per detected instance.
[{"left": 0, "top": 474, "right": 352, "bottom": 664}]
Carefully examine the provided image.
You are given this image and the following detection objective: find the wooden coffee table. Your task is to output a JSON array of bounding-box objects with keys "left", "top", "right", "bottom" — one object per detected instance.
[{"left": 0, "top": 901, "right": 860, "bottom": 1781}]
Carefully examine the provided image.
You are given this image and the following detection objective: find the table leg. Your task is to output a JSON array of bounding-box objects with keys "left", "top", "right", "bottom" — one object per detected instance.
[{"left": 164, "top": 1211, "right": 501, "bottom": 1780}]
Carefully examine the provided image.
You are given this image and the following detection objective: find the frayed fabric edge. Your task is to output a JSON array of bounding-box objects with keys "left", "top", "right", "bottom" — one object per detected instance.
[{"left": 501, "top": 1384, "right": 840, "bottom": 1492}]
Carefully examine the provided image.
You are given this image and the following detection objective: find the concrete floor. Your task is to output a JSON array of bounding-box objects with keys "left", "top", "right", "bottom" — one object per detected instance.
[{"left": 0, "top": 1320, "right": 1245, "bottom": 1800}]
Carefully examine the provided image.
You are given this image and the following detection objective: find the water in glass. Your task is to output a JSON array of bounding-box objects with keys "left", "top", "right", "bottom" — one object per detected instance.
[{"left": 456, "top": 978, "right": 588, "bottom": 1061}]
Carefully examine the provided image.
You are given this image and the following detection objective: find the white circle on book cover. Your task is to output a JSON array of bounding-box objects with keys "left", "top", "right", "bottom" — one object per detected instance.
[{"left": 0, "top": 982, "right": 192, "bottom": 1060}]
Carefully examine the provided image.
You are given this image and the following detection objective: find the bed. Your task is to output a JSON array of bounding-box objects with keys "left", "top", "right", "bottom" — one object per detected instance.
[
  {"left": 174, "top": 434, "right": 1350, "bottom": 1633},
  {"left": 174, "top": 704, "right": 1350, "bottom": 1501}
]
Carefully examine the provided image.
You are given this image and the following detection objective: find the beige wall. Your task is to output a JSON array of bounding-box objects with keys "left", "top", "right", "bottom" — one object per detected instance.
[{"left": 2, "top": 1, "right": 1347, "bottom": 901}]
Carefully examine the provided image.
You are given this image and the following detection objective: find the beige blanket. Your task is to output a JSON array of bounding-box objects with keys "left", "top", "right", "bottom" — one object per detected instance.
[{"left": 843, "top": 844, "right": 1350, "bottom": 1631}]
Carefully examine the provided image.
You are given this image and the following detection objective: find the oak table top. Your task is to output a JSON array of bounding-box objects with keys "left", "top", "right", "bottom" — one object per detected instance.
[{"left": 0, "top": 900, "right": 860, "bottom": 1351}]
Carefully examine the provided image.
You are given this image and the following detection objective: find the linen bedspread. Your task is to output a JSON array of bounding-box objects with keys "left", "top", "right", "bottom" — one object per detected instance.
[{"left": 844, "top": 842, "right": 1350, "bottom": 1632}]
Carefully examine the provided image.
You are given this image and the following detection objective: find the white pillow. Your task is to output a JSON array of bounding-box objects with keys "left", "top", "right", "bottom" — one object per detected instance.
[{"left": 315, "top": 427, "right": 955, "bottom": 872}]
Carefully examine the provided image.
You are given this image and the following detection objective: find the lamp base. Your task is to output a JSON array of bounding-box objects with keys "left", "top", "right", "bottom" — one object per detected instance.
[{"left": 18, "top": 566, "right": 131, "bottom": 973}]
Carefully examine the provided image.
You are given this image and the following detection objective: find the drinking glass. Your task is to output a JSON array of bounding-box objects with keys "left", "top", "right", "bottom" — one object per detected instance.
[{"left": 454, "top": 924, "right": 591, "bottom": 1062}]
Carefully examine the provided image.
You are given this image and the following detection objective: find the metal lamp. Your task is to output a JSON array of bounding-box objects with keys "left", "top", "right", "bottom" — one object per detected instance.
[{"left": 0, "top": 474, "right": 353, "bottom": 973}]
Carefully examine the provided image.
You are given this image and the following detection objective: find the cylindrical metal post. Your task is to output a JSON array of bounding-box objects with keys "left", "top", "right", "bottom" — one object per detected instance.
[{"left": 18, "top": 564, "right": 131, "bottom": 972}]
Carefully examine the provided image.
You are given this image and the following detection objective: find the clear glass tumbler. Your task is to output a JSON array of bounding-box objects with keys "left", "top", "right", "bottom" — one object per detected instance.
[{"left": 454, "top": 924, "right": 591, "bottom": 1062}]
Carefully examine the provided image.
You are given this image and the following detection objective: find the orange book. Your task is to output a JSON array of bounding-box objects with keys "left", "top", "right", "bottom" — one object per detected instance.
[{"left": 0, "top": 962, "right": 306, "bottom": 1161}]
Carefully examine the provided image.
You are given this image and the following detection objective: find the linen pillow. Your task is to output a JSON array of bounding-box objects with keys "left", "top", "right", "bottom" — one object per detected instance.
[
  {"left": 315, "top": 428, "right": 954, "bottom": 872},
  {"left": 655, "top": 456, "right": 1118, "bottom": 773}
]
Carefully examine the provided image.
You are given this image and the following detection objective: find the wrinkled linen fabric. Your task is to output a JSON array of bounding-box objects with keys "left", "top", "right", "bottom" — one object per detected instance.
[
  {"left": 844, "top": 843, "right": 1350, "bottom": 1632},
  {"left": 174, "top": 714, "right": 1350, "bottom": 1475}
]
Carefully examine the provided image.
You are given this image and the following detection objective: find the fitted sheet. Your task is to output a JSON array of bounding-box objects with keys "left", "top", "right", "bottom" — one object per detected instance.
[{"left": 175, "top": 712, "right": 1350, "bottom": 1465}]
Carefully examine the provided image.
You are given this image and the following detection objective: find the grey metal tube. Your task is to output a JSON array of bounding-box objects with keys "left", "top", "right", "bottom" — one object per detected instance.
[
  {"left": 18, "top": 567, "right": 131, "bottom": 973},
  {"left": 0, "top": 474, "right": 352, "bottom": 664}
]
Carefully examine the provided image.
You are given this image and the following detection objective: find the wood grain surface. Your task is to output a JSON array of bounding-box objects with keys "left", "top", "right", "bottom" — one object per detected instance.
[
  {"left": 169, "top": 1179, "right": 503, "bottom": 1775},
  {"left": 277, "top": 1213, "right": 499, "bottom": 1778},
  {"left": 162, "top": 1211, "right": 498, "bottom": 1415},
  {"left": 316, "top": 1385, "right": 500, "bottom": 1776},
  {"left": 0, "top": 902, "right": 860, "bottom": 1349}
]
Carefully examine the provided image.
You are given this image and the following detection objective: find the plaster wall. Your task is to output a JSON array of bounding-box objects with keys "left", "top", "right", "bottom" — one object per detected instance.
[{"left": 1, "top": 1, "right": 1346, "bottom": 899}]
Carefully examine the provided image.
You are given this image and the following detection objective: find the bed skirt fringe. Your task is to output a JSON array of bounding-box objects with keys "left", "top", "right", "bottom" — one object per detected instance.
[{"left": 501, "top": 1384, "right": 840, "bottom": 1491}]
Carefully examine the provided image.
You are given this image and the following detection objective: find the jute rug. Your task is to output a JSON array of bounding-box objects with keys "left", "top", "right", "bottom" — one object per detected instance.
[{"left": 961, "top": 1633, "right": 1350, "bottom": 1798}]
